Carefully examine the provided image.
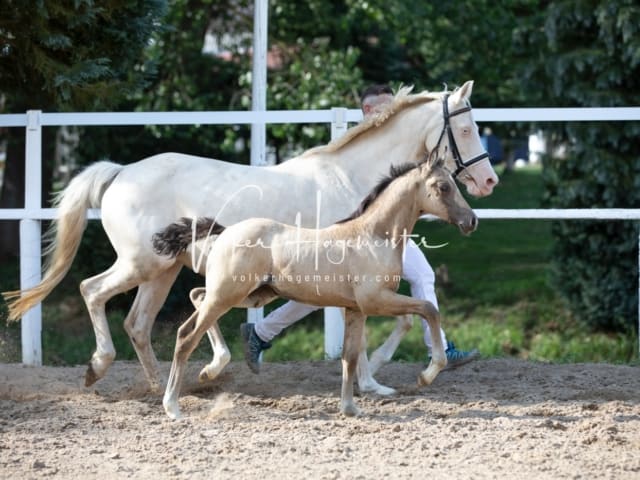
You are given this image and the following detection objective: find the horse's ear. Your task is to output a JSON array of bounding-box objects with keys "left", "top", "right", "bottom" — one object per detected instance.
[
  {"left": 432, "top": 154, "right": 444, "bottom": 170},
  {"left": 423, "top": 149, "right": 444, "bottom": 170},
  {"left": 451, "top": 80, "right": 474, "bottom": 102}
]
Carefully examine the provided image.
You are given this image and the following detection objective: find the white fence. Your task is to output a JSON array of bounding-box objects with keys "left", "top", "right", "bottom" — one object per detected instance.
[{"left": 1, "top": 106, "right": 640, "bottom": 365}]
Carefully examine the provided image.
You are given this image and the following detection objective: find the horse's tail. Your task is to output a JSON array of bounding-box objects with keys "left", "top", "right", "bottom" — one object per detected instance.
[
  {"left": 152, "top": 217, "right": 226, "bottom": 258},
  {"left": 3, "top": 161, "right": 124, "bottom": 321}
]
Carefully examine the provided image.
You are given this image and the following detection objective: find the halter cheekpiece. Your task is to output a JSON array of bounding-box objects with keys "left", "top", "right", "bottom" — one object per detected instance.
[{"left": 435, "top": 93, "right": 490, "bottom": 178}]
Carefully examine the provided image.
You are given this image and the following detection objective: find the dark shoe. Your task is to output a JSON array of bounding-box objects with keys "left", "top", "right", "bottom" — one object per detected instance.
[
  {"left": 240, "top": 323, "right": 272, "bottom": 374},
  {"left": 444, "top": 341, "right": 479, "bottom": 369}
]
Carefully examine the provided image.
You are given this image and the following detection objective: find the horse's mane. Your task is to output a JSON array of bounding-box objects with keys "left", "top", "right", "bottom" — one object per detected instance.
[
  {"left": 302, "top": 86, "right": 445, "bottom": 158},
  {"left": 336, "top": 162, "right": 420, "bottom": 224}
]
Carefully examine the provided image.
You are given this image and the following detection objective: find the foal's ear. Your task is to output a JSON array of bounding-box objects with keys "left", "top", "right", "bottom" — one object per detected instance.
[
  {"left": 431, "top": 155, "right": 445, "bottom": 170},
  {"left": 423, "top": 148, "right": 445, "bottom": 170},
  {"left": 450, "top": 80, "right": 474, "bottom": 102}
]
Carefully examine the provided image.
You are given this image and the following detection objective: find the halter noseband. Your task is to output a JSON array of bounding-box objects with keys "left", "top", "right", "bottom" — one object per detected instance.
[{"left": 434, "top": 93, "right": 490, "bottom": 178}]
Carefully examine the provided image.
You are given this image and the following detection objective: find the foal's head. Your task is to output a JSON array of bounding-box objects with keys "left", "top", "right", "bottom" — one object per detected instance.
[{"left": 417, "top": 157, "right": 478, "bottom": 235}]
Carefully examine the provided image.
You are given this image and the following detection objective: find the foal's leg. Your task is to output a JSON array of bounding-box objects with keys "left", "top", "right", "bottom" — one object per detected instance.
[
  {"left": 416, "top": 304, "right": 445, "bottom": 387},
  {"left": 360, "top": 290, "right": 446, "bottom": 387},
  {"left": 367, "top": 241, "right": 435, "bottom": 376},
  {"left": 80, "top": 260, "right": 145, "bottom": 387},
  {"left": 341, "top": 310, "right": 366, "bottom": 417},
  {"left": 163, "top": 302, "right": 230, "bottom": 419},
  {"left": 188, "top": 287, "right": 231, "bottom": 383},
  {"left": 123, "top": 263, "right": 182, "bottom": 392}
]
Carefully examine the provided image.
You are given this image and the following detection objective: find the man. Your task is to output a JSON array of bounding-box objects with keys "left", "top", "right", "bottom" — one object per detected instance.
[{"left": 240, "top": 84, "right": 479, "bottom": 373}]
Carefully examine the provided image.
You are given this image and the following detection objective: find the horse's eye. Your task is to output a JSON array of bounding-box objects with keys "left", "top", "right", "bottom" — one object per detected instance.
[{"left": 439, "top": 183, "right": 450, "bottom": 193}]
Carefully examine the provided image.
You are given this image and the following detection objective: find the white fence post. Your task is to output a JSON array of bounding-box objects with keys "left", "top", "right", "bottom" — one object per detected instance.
[
  {"left": 21, "top": 110, "right": 43, "bottom": 365},
  {"left": 324, "top": 107, "right": 349, "bottom": 359},
  {"left": 247, "top": 0, "right": 269, "bottom": 326}
]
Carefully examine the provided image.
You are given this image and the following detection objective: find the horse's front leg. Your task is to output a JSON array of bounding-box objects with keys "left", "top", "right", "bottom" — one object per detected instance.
[
  {"left": 367, "top": 314, "right": 414, "bottom": 376},
  {"left": 189, "top": 287, "right": 231, "bottom": 382},
  {"left": 362, "top": 290, "right": 446, "bottom": 387},
  {"left": 341, "top": 310, "right": 366, "bottom": 417},
  {"left": 416, "top": 302, "right": 445, "bottom": 387}
]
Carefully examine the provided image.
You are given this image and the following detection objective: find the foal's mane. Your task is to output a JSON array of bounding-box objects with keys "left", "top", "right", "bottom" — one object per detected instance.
[
  {"left": 336, "top": 162, "right": 421, "bottom": 224},
  {"left": 302, "top": 86, "right": 444, "bottom": 158}
]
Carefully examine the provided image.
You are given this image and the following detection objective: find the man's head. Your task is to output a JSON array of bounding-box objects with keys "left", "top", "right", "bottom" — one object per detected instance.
[{"left": 360, "top": 84, "right": 393, "bottom": 117}]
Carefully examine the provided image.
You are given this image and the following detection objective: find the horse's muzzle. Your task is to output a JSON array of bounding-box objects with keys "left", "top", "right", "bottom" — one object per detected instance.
[{"left": 457, "top": 212, "right": 478, "bottom": 235}]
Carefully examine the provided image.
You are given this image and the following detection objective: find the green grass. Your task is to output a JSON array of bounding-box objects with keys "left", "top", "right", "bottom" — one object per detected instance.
[{"left": 1, "top": 165, "right": 637, "bottom": 365}]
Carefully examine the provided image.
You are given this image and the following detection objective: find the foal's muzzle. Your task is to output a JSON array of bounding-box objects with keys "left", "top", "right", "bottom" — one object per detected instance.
[{"left": 457, "top": 212, "right": 478, "bottom": 235}]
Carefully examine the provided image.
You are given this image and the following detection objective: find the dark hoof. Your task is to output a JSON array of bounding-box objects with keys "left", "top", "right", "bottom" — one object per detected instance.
[{"left": 85, "top": 364, "right": 99, "bottom": 387}]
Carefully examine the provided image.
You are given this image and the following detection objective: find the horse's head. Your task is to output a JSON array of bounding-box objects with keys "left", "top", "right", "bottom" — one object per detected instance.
[
  {"left": 425, "top": 81, "right": 499, "bottom": 197},
  {"left": 419, "top": 155, "right": 478, "bottom": 235}
]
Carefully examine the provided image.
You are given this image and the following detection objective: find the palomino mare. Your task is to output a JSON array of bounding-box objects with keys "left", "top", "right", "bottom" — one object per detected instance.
[
  {"left": 152, "top": 156, "right": 478, "bottom": 419},
  {"left": 4, "top": 80, "right": 497, "bottom": 393}
]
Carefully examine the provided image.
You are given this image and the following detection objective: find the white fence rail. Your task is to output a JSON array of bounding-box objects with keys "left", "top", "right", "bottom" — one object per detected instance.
[{"left": 1, "top": 106, "right": 640, "bottom": 364}]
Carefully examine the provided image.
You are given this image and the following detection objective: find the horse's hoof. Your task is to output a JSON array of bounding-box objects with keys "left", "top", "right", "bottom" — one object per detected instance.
[
  {"left": 372, "top": 384, "right": 396, "bottom": 396},
  {"left": 198, "top": 368, "right": 211, "bottom": 383},
  {"left": 417, "top": 372, "right": 433, "bottom": 387},
  {"left": 85, "top": 364, "right": 100, "bottom": 387},
  {"left": 340, "top": 403, "right": 361, "bottom": 417},
  {"left": 163, "top": 400, "right": 182, "bottom": 420},
  {"left": 359, "top": 382, "right": 396, "bottom": 396}
]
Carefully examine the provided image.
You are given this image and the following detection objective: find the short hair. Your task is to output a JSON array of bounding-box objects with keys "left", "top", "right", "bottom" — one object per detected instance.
[{"left": 360, "top": 84, "right": 393, "bottom": 104}]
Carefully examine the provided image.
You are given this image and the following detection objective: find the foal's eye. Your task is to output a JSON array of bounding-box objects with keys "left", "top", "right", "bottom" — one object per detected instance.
[
  {"left": 461, "top": 127, "right": 471, "bottom": 136},
  {"left": 439, "top": 183, "right": 450, "bottom": 193}
]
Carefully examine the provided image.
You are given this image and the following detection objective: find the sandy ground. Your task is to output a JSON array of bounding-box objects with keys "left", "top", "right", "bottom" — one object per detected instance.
[{"left": 1, "top": 358, "right": 639, "bottom": 479}]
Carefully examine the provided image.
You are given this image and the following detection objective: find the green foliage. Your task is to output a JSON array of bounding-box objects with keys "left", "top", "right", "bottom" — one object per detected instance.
[
  {"left": 518, "top": 0, "right": 640, "bottom": 332},
  {"left": 0, "top": 0, "right": 167, "bottom": 111}
]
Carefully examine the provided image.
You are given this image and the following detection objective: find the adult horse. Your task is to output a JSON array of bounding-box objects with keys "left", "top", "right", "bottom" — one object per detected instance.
[{"left": 4, "top": 81, "right": 498, "bottom": 392}]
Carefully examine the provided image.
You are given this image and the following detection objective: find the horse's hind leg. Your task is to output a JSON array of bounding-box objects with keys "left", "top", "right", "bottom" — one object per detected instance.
[
  {"left": 163, "top": 301, "right": 230, "bottom": 419},
  {"left": 123, "top": 263, "right": 182, "bottom": 392},
  {"left": 188, "top": 287, "right": 231, "bottom": 383},
  {"left": 367, "top": 314, "right": 414, "bottom": 376},
  {"left": 80, "top": 260, "right": 144, "bottom": 387},
  {"left": 341, "top": 310, "right": 366, "bottom": 417}
]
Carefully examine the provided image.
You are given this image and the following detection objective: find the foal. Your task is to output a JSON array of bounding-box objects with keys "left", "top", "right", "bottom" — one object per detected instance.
[{"left": 153, "top": 157, "right": 477, "bottom": 419}]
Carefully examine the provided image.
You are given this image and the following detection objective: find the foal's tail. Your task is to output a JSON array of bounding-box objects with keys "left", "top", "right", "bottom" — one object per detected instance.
[
  {"left": 152, "top": 217, "right": 226, "bottom": 258},
  {"left": 3, "top": 161, "right": 124, "bottom": 321}
]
